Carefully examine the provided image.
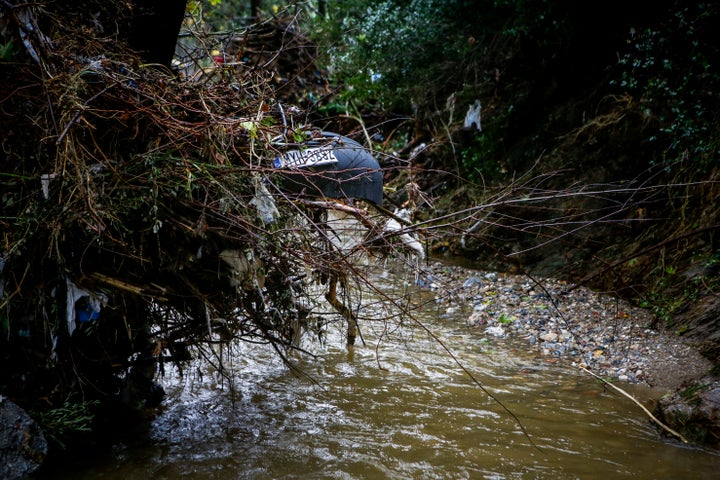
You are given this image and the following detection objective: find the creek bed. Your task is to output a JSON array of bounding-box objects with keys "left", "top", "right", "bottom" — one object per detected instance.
[{"left": 44, "top": 267, "right": 720, "bottom": 479}]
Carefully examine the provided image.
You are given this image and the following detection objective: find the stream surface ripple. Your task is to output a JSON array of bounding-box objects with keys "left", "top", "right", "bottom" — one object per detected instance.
[{"left": 45, "top": 261, "right": 720, "bottom": 479}]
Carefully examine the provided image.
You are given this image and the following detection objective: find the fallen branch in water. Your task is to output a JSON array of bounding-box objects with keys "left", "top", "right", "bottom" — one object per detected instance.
[{"left": 579, "top": 365, "right": 689, "bottom": 444}]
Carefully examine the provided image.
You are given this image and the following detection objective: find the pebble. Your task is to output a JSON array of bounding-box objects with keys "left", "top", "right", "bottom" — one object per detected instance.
[
  {"left": 539, "top": 332, "right": 558, "bottom": 342},
  {"left": 418, "top": 262, "right": 705, "bottom": 386}
]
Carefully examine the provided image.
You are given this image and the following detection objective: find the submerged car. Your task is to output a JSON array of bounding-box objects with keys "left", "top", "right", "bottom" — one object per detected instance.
[{"left": 273, "top": 132, "right": 383, "bottom": 206}]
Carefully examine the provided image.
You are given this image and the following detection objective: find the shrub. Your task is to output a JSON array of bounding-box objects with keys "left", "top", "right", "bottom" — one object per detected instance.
[{"left": 610, "top": 3, "right": 720, "bottom": 169}]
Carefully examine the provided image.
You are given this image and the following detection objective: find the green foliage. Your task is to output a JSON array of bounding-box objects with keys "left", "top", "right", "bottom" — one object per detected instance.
[
  {"left": 308, "top": 0, "right": 572, "bottom": 180},
  {"left": 638, "top": 260, "right": 686, "bottom": 326},
  {"left": 638, "top": 249, "right": 720, "bottom": 329},
  {"left": 497, "top": 313, "right": 514, "bottom": 324},
  {"left": 35, "top": 399, "right": 99, "bottom": 449},
  {"left": 312, "top": 0, "right": 472, "bottom": 110},
  {"left": 188, "top": 0, "right": 255, "bottom": 30},
  {"left": 311, "top": 0, "right": 565, "bottom": 110},
  {"left": 460, "top": 135, "right": 501, "bottom": 180},
  {"left": 193, "top": 0, "right": 310, "bottom": 30},
  {"left": 0, "top": 40, "right": 17, "bottom": 61},
  {"left": 310, "top": 0, "right": 719, "bottom": 180},
  {"left": 610, "top": 3, "right": 720, "bottom": 168}
]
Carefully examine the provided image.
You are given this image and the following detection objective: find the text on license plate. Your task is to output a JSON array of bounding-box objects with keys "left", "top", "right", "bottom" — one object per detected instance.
[{"left": 274, "top": 147, "right": 339, "bottom": 169}]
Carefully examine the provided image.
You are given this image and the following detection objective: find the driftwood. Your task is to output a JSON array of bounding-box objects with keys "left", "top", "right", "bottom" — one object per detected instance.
[{"left": 580, "top": 366, "right": 689, "bottom": 444}]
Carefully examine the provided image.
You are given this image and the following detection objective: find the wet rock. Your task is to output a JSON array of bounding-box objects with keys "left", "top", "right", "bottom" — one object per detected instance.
[
  {"left": 655, "top": 378, "right": 720, "bottom": 448},
  {"left": 539, "top": 332, "right": 558, "bottom": 342},
  {"left": 0, "top": 396, "right": 48, "bottom": 480},
  {"left": 485, "top": 325, "right": 505, "bottom": 337},
  {"left": 462, "top": 276, "right": 484, "bottom": 288},
  {"left": 427, "top": 262, "right": 711, "bottom": 385}
]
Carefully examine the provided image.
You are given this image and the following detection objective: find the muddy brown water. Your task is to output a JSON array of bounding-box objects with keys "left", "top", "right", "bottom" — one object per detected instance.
[{"left": 45, "top": 274, "right": 720, "bottom": 480}]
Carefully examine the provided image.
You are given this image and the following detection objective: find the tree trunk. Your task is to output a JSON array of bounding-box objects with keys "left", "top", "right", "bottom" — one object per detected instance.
[
  {"left": 128, "top": 0, "right": 188, "bottom": 68},
  {"left": 251, "top": 0, "right": 262, "bottom": 19}
]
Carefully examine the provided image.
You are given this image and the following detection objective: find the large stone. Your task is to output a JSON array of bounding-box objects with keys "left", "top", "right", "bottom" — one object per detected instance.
[
  {"left": 0, "top": 396, "right": 48, "bottom": 480},
  {"left": 655, "top": 377, "right": 720, "bottom": 449}
]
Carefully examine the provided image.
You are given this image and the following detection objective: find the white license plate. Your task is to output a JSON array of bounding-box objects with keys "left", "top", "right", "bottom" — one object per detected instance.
[{"left": 275, "top": 147, "right": 338, "bottom": 169}]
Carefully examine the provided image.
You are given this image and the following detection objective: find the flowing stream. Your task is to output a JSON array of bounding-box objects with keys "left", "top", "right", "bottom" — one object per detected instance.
[{"left": 46, "top": 271, "right": 720, "bottom": 479}]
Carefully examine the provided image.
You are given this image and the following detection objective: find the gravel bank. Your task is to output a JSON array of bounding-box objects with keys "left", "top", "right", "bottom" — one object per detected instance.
[{"left": 421, "top": 262, "right": 712, "bottom": 391}]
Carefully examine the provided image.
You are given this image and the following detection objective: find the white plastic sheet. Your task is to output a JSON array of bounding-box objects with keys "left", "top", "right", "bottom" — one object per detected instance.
[
  {"left": 65, "top": 278, "right": 107, "bottom": 335},
  {"left": 250, "top": 176, "right": 279, "bottom": 224},
  {"left": 384, "top": 209, "right": 425, "bottom": 260},
  {"left": 464, "top": 99, "right": 482, "bottom": 131}
]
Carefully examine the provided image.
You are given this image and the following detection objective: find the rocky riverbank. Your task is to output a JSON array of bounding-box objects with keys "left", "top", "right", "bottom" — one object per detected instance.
[
  {"left": 416, "top": 260, "right": 720, "bottom": 447},
  {"left": 420, "top": 261, "right": 712, "bottom": 392}
]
